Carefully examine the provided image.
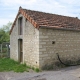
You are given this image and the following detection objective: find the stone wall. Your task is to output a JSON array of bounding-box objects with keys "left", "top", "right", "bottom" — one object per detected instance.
[
  {"left": 39, "top": 28, "right": 80, "bottom": 69},
  {"left": 10, "top": 14, "right": 23, "bottom": 61},
  {"left": 23, "top": 20, "right": 39, "bottom": 68},
  {"left": 10, "top": 13, "right": 80, "bottom": 69},
  {"left": 10, "top": 13, "right": 39, "bottom": 68},
  {"left": 10, "top": 17, "right": 18, "bottom": 61}
]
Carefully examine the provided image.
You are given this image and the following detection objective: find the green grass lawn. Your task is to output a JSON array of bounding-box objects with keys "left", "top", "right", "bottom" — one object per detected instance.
[{"left": 0, "top": 58, "right": 40, "bottom": 72}]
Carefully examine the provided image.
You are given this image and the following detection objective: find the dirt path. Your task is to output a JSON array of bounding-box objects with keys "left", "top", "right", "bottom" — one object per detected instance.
[{"left": 0, "top": 66, "right": 80, "bottom": 80}]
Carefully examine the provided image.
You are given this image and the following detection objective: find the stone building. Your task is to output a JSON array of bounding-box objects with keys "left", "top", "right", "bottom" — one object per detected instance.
[{"left": 10, "top": 7, "right": 80, "bottom": 69}]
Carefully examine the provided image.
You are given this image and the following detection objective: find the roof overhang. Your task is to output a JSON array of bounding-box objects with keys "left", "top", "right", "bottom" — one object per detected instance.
[
  {"left": 39, "top": 26, "right": 80, "bottom": 32},
  {"left": 9, "top": 7, "right": 39, "bottom": 35}
]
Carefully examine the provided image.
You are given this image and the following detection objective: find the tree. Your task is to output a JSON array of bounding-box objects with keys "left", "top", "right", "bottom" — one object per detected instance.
[
  {"left": 0, "top": 22, "right": 12, "bottom": 44},
  {"left": 2, "top": 22, "right": 12, "bottom": 32}
]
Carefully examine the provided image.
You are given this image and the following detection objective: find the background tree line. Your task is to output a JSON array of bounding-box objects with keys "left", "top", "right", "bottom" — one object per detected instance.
[{"left": 0, "top": 22, "right": 12, "bottom": 44}]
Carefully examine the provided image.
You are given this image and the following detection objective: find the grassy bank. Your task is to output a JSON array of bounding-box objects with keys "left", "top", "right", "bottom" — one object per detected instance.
[{"left": 0, "top": 58, "right": 40, "bottom": 72}]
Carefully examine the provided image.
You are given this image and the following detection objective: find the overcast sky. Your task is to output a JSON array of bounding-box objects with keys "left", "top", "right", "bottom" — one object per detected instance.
[{"left": 0, "top": 0, "right": 80, "bottom": 28}]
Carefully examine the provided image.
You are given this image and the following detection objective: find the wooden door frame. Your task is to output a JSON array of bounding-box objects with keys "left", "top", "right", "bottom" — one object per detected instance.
[{"left": 18, "top": 39, "right": 23, "bottom": 62}]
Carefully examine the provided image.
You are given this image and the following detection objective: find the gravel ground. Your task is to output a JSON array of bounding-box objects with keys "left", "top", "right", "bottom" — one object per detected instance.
[{"left": 0, "top": 66, "right": 80, "bottom": 80}]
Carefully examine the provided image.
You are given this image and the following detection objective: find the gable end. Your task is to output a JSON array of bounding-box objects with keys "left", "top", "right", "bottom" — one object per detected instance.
[{"left": 10, "top": 7, "right": 39, "bottom": 34}]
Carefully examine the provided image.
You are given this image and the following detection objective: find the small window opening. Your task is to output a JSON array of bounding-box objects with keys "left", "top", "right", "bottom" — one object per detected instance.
[
  {"left": 52, "top": 41, "right": 55, "bottom": 44},
  {"left": 18, "top": 17, "right": 23, "bottom": 35}
]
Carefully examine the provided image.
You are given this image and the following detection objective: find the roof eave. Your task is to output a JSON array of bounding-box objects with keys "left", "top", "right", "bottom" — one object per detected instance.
[
  {"left": 9, "top": 7, "right": 39, "bottom": 35},
  {"left": 39, "top": 26, "right": 80, "bottom": 31}
]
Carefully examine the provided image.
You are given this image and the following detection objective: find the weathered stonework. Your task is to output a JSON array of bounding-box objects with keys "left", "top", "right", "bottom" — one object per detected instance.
[
  {"left": 10, "top": 14, "right": 39, "bottom": 68},
  {"left": 10, "top": 13, "right": 80, "bottom": 69},
  {"left": 23, "top": 20, "right": 39, "bottom": 68},
  {"left": 10, "top": 14, "right": 23, "bottom": 61},
  {"left": 10, "top": 18, "right": 18, "bottom": 61},
  {"left": 39, "top": 28, "right": 80, "bottom": 69}
]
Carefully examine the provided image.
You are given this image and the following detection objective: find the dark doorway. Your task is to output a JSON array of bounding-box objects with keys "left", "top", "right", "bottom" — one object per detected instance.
[
  {"left": 18, "top": 39, "right": 23, "bottom": 62},
  {"left": 18, "top": 17, "right": 23, "bottom": 35}
]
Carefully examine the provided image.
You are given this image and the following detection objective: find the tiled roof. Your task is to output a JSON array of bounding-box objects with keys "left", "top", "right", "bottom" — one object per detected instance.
[{"left": 10, "top": 7, "right": 80, "bottom": 34}]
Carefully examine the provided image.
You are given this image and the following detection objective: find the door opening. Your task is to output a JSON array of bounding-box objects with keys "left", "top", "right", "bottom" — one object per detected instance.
[{"left": 18, "top": 39, "right": 23, "bottom": 62}]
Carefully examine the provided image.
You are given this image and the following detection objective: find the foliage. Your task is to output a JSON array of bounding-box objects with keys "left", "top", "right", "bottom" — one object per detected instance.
[
  {"left": 31, "top": 67, "right": 40, "bottom": 72},
  {"left": 0, "top": 58, "right": 40, "bottom": 72},
  {"left": 35, "top": 68, "right": 40, "bottom": 72},
  {"left": 0, "top": 22, "right": 12, "bottom": 44},
  {"left": 2, "top": 22, "right": 12, "bottom": 32},
  {"left": 0, "top": 58, "right": 28, "bottom": 72}
]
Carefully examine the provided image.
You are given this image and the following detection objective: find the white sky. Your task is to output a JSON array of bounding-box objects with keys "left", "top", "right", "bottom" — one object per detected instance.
[{"left": 0, "top": 0, "right": 80, "bottom": 28}]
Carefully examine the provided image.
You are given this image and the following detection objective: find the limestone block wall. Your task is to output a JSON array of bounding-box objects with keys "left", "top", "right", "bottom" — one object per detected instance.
[
  {"left": 10, "top": 13, "right": 39, "bottom": 68},
  {"left": 10, "top": 19, "right": 18, "bottom": 61},
  {"left": 10, "top": 14, "right": 23, "bottom": 61},
  {"left": 23, "top": 20, "right": 39, "bottom": 68},
  {"left": 10, "top": 13, "right": 80, "bottom": 69},
  {"left": 39, "top": 28, "right": 80, "bottom": 69}
]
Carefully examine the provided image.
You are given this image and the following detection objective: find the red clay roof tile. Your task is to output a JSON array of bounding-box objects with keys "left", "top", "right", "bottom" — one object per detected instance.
[
  {"left": 10, "top": 7, "right": 80, "bottom": 34},
  {"left": 24, "top": 9, "right": 80, "bottom": 29}
]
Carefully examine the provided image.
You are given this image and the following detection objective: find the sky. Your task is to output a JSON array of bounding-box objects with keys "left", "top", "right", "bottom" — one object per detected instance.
[{"left": 0, "top": 0, "right": 80, "bottom": 28}]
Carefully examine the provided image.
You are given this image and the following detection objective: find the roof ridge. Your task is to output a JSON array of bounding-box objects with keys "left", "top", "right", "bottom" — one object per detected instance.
[
  {"left": 10, "top": 6, "right": 80, "bottom": 34},
  {"left": 20, "top": 8, "right": 39, "bottom": 28},
  {"left": 23, "top": 8, "right": 80, "bottom": 20}
]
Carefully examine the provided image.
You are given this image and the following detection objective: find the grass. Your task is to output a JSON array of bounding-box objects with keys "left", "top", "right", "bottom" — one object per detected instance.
[
  {"left": 31, "top": 67, "right": 40, "bottom": 72},
  {"left": 35, "top": 68, "right": 40, "bottom": 72},
  {"left": 0, "top": 58, "right": 40, "bottom": 72}
]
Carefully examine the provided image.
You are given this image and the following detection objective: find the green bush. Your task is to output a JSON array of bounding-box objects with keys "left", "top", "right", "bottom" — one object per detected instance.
[{"left": 35, "top": 68, "right": 40, "bottom": 72}]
